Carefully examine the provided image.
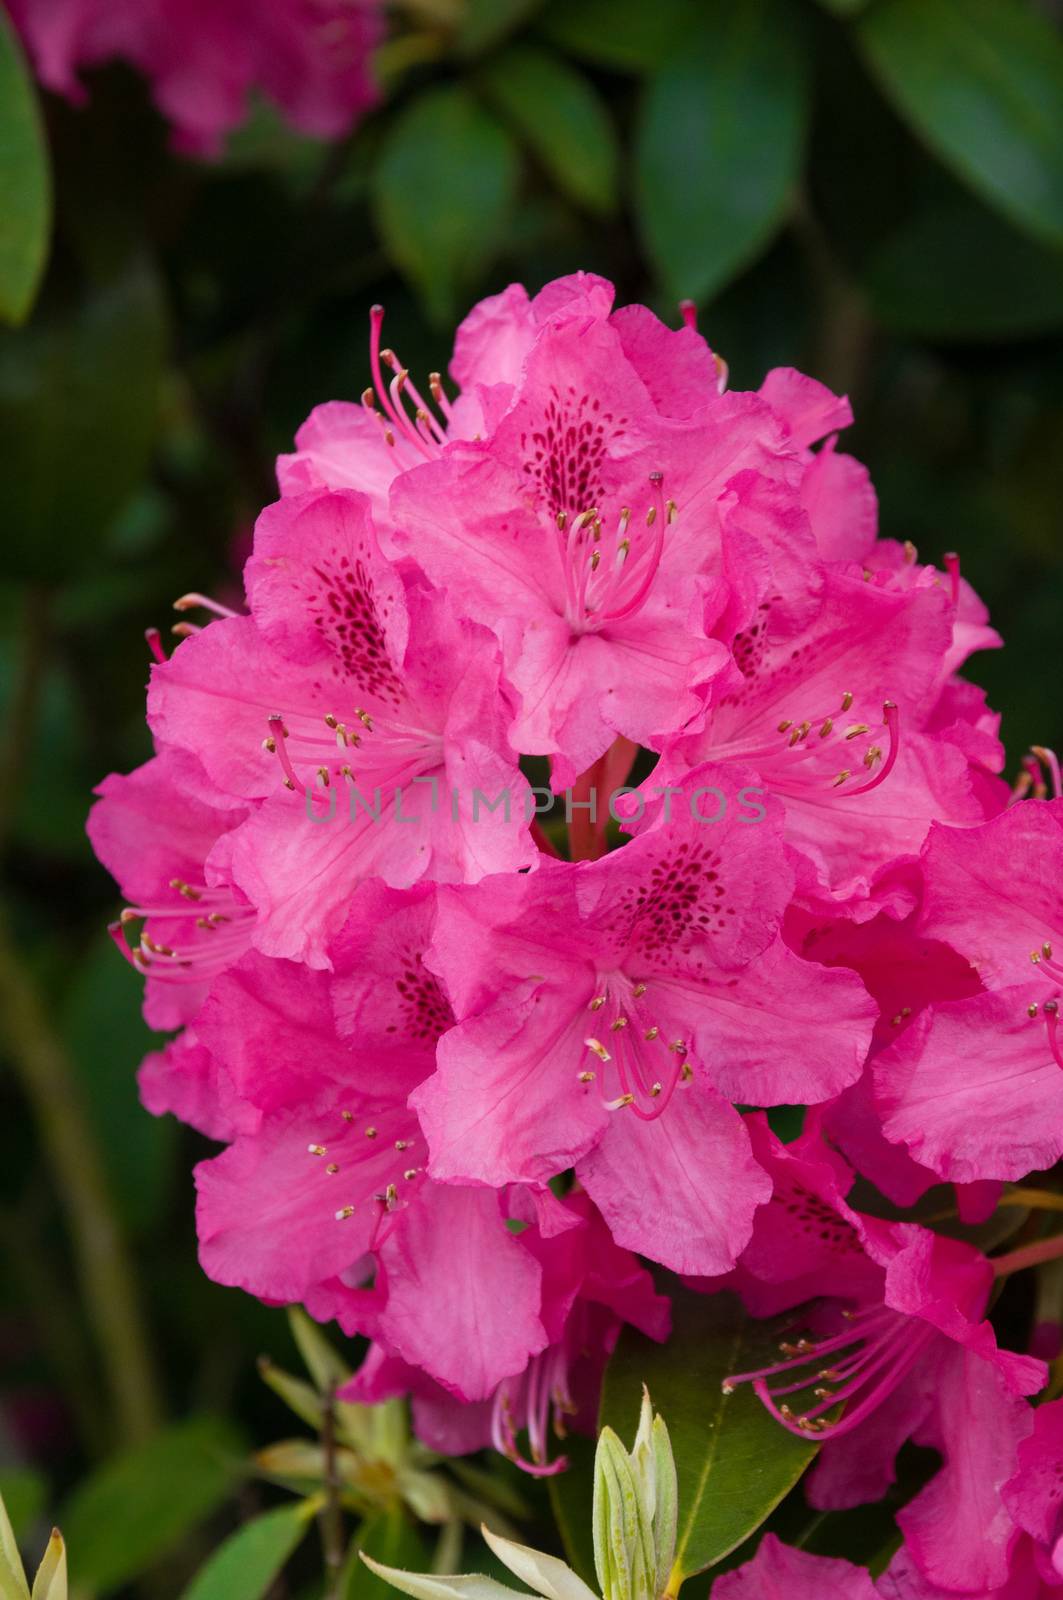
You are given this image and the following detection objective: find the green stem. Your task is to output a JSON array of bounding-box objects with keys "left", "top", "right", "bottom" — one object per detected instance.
[
  {"left": 0, "top": 908, "right": 164, "bottom": 1445},
  {"left": 320, "top": 1384, "right": 345, "bottom": 1599}
]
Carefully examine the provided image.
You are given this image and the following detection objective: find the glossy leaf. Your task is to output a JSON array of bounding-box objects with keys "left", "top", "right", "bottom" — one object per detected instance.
[
  {"left": 548, "top": 1433, "right": 597, "bottom": 1590},
  {"left": 61, "top": 1417, "right": 245, "bottom": 1594},
  {"left": 179, "top": 1502, "right": 313, "bottom": 1600},
  {"left": 635, "top": 0, "right": 809, "bottom": 303},
  {"left": 0, "top": 9, "right": 51, "bottom": 326},
  {"left": 457, "top": 0, "right": 544, "bottom": 57},
  {"left": 857, "top": 0, "right": 1063, "bottom": 248},
  {"left": 0, "top": 258, "right": 166, "bottom": 580},
  {"left": 865, "top": 198, "right": 1063, "bottom": 341},
  {"left": 538, "top": 0, "right": 700, "bottom": 73},
  {"left": 479, "top": 45, "right": 618, "bottom": 214},
  {"left": 372, "top": 87, "right": 520, "bottom": 325},
  {"left": 600, "top": 1289, "right": 817, "bottom": 1582}
]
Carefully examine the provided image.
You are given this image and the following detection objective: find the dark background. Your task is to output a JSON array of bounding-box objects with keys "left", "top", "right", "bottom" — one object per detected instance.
[{"left": 1, "top": 0, "right": 1061, "bottom": 1592}]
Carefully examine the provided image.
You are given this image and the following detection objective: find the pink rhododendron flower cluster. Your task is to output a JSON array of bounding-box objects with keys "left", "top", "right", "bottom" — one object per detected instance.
[
  {"left": 6, "top": 0, "right": 383, "bottom": 155},
  {"left": 88, "top": 273, "right": 1063, "bottom": 1581}
]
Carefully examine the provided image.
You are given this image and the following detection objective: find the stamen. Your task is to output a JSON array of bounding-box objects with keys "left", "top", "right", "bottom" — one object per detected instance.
[{"left": 145, "top": 627, "right": 166, "bottom": 664}]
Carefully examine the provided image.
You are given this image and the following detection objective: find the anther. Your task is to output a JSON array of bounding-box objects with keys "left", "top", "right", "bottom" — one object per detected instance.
[
  {"left": 588, "top": 995, "right": 606, "bottom": 1011},
  {"left": 308, "top": 1144, "right": 327, "bottom": 1156},
  {"left": 1029, "top": 1004, "right": 1040, "bottom": 1018},
  {"left": 777, "top": 720, "right": 793, "bottom": 733},
  {"left": 395, "top": 1139, "right": 409, "bottom": 1151},
  {"left": 365, "top": 1126, "right": 377, "bottom": 1139},
  {"left": 819, "top": 719, "right": 833, "bottom": 738},
  {"left": 840, "top": 692, "right": 854, "bottom": 712},
  {"left": 644, "top": 1026, "right": 659, "bottom": 1041},
  {"left": 832, "top": 770, "right": 852, "bottom": 787},
  {"left": 341, "top": 1110, "right": 354, "bottom": 1122},
  {"left": 578, "top": 1071, "right": 596, "bottom": 1083},
  {"left": 326, "top": 1163, "right": 339, "bottom": 1175},
  {"left": 610, "top": 1015, "right": 628, "bottom": 1031},
  {"left": 632, "top": 983, "right": 647, "bottom": 998},
  {"left": 845, "top": 724, "right": 871, "bottom": 740},
  {"left": 585, "top": 1038, "right": 612, "bottom": 1062},
  {"left": 335, "top": 1206, "right": 355, "bottom": 1221}
]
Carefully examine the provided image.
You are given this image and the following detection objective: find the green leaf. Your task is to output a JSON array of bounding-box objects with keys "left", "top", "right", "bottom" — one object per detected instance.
[
  {"left": 344, "top": 1509, "right": 429, "bottom": 1600},
  {"left": 856, "top": 0, "right": 1063, "bottom": 249},
  {"left": 547, "top": 1435, "right": 596, "bottom": 1590},
  {"left": 600, "top": 1288, "right": 817, "bottom": 1582},
  {"left": 457, "top": 0, "right": 545, "bottom": 57},
  {"left": 0, "top": 9, "right": 51, "bottom": 326},
  {"left": 865, "top": 197, "right": 1063, "bottom": 341},
  {"left": 372, "top": 87, "right": 521, "bottom": 325},
  {"left": 0, "top": 258, "right": 166, "bottom": 581},
  {"left": 815, "top": 0, "right": 869, "bottom": 13},
  {"left": 179, "top": 1502, "right": 314, "bottom": 1600},
  {"left": 538, "top": 0, "right": 700, "bottom": 73},
  {"left": 635, "top": 0, "right": 809, "bottom": 303},
  {"left": 479, "top": 45, "right": 618, "bottom": 214},
  {"left": 61, "top": 1416, "right": 245, "bottom": 1594}
]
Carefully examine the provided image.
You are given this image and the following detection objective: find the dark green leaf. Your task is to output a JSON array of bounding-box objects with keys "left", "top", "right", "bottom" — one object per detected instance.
[
  {"left": 601, "top": 1288, "right": 817, "bottom": 1581},
  {"left": 0, "top": 258, "right": 166, "bottom": 580},
  {"left": 0, "top": 9, "right": 51, "bottom": 325},
  {"left": 62, "top": 933, "right": 177, "bottom": 1236},
  {"left": 856, "top": 0, "right": 1063, "bottom": 249},
  {"left": 547, "top": 1432, "right": 597, "bottom": 1589},
  {"left": 865, "top": 198, "right": 1063, "bottom": 341},
  {"left": 61, "top": 1416, "right": 246, "bottom": 1594},
  {"left": 538, "top": 0, "right": 700, "bottom": 73},
  {"left": 480, "top": 45, "right": 618, "bottom": 213},
  {"left": 458, "top": 0, "right": 545, "bottom": 57},
  {"left": 343, "top": 1508, "right": 428, "bottom": 1600},
  {"left": 815, "top": 0, "right": 869, "bottom": 13},
  {"left": 372, "top": 87, "right": 520, "bottom": 324},
  {"left": 179, "top": 1503, "right": 313, "bottom": 1600},
  {"left": 635, "top": 0, "right": 809, "bottom": 303}
]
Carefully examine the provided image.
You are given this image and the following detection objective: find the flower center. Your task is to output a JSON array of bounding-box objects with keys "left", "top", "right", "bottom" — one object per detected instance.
[
  {"left": 555, "top": 472, "right": 675, "bottom": 635},
  {"left": 722, "top": 1300, "right": 937, "bottom": 1440},
  {"left": 490, "top": 1343, "right": 575, "bottom": 1477},
  {"left": 579, "top": 975, "right": 693, "bottom": 1122},
  {"left": 109, "top": 877, "right": 255, "bottom": 985},
  {"left": 712, "top": 690, "right": 900, "bottom": 802}
]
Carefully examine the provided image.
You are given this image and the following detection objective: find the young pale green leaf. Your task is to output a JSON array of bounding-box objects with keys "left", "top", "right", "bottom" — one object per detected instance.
[
  {"left": 178, "top": 1502, "right": 313, "bottom": 1600},
  {"left": 479, "top": 45, "right": 618, "bottom": 215},
  {"left": 257, "top": 1357, "right": 324, "bottom": 1431},
  {"left": 856, "top": 0, "right": 1063, "bottom": 248},
  {"left": 0, "top": 8, "right": 51, "bottom": 325},
  {"left": 649, "top": 1416, "right": 677, "bottom": 1597},
  {"left": 601, "top": 1290, "right": 818, "bottom": 1583},
  {"left": 635, "top": 0, "right": 809, "bottom": 303},
  {"left": 60, "top": 1416, "right": 245, "bottom": 1595},
  {"left": 481, "top": 1527, "right": 598, "bottom": 1600},
  {"left": 372, "top": 86, "right": 520, "bottom": 325},
  {"left": 28, "top": 1532, "right": 66, "bottom": 1600},
  {"left": 288, "top": 1306, "right": 351, "bottom": 1395},
  {"left": 359, "top": 1554, "right": 523, "bottom": 1600},
  {"left": 0, "top": 1493, "right": 29, "bottom": 1600}
]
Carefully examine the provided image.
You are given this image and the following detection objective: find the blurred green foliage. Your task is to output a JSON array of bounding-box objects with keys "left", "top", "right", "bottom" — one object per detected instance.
[{"left": 1, "top": 0, "right": 1062, "bottom": 1593}]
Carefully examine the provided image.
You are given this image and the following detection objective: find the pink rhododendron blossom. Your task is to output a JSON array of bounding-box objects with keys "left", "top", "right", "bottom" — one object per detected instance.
[
  {"left": 716, "top": 1534, "right": 879, "bottom": 1599},
  {"left": 87, "top": 746, "right": 252, "bottom": 1029},
  {"left": 87, "top": 270, "right": 1057, "bottom": 1543},
  {"left": 417, "top": 771, "right": 875, "bottom": 1275},
  {"left": 870, "top": 803, "right": 1063, "bottom": 1183},
  {"left": 712, "top": 1118, "right": 1044, "bottom": 1592},
  {"left": 148, "top": 491, "right": 535, "bottom": 966},
  {"left": 7, "top": 0, "right": 384, "bottom": 155},
  {"left": 343, "top": 1190, "right": 669, "bottom": 1473}
]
